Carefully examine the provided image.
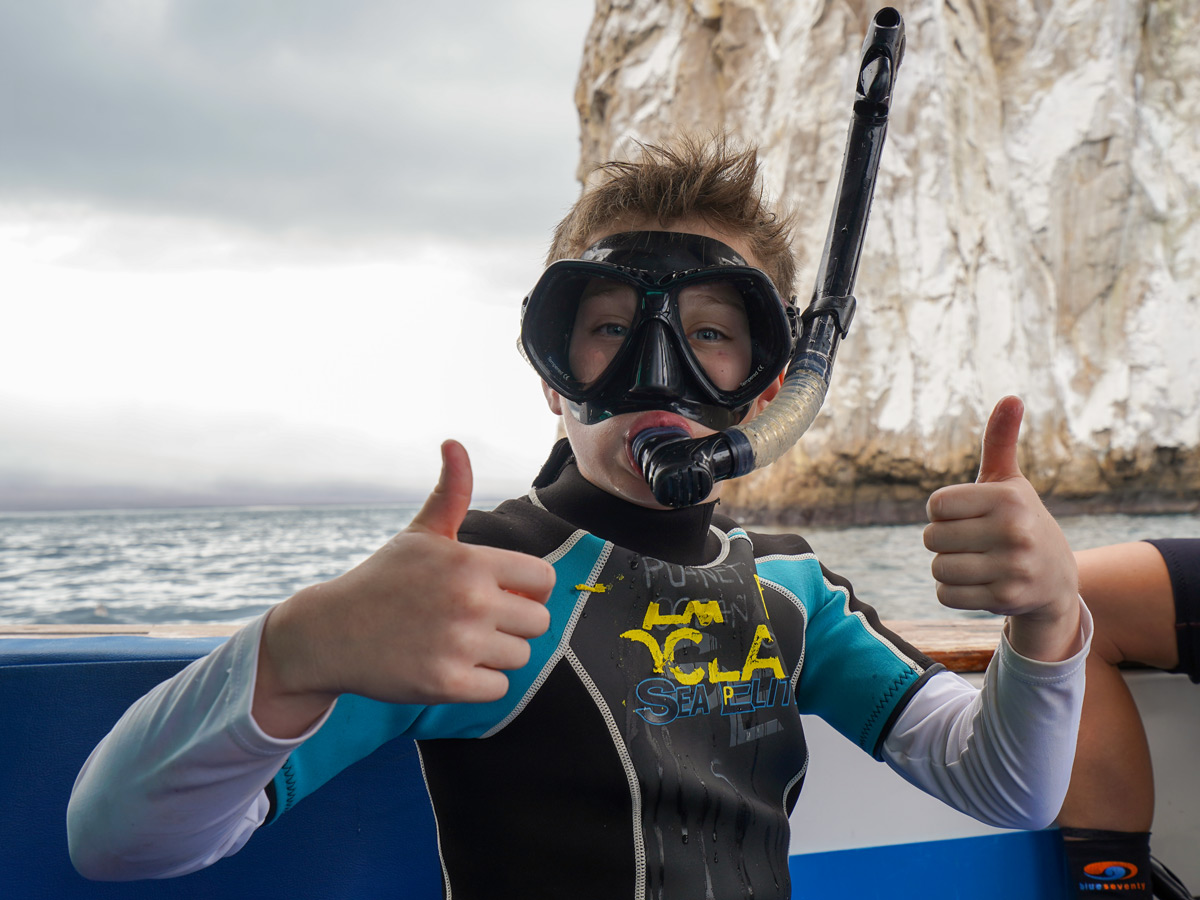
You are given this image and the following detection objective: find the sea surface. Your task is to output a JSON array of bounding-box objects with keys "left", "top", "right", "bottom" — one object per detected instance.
[{"left": 1, "top": 505, "right": 1198, "bottom": 625}]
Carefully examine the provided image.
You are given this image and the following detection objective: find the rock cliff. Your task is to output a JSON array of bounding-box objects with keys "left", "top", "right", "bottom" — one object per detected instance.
[{"left": 574, "top": 0, "right": 1200, "bottom": 523}]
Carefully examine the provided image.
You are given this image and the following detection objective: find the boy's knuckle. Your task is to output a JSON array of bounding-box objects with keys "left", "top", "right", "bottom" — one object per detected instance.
[
  {"left": 428, "top": 659, "right": 473, "bottom": 700},
  {"left": 997, "top": 528, "right": 1032, "bottom": 556},
  {"left": 455, "top": 624, "right": 488, "bottom": 656},
  {"left": 424, "top": 660, "right": 456, "bottom": 697},
  {"left": 993, "top": 577, "right": 1028, "bottom": 609},
  {"left": 994, "top": 484, "right": 1025, "bottom": 514},
  {"left": 445, "top": 580, "right": 490, "bottom": 619},
  {"left": 442, "top": 542, "right": 475, "bottom": 570},
  {"left": 1000, "top": 546, "right": 1035, "bottom": 577}
]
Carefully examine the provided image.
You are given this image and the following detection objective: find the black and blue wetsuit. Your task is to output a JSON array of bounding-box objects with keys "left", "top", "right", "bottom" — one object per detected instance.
[{"left": 265, "top": 443, "right": 942, "bottom": 899}]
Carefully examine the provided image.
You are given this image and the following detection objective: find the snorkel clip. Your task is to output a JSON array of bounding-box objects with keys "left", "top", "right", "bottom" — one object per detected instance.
[{"left": 803, "top": 292, "right": 857, "bottom": 338}]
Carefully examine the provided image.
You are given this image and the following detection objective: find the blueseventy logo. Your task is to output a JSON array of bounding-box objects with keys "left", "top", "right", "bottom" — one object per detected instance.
[
  {"left": 1077, "top": 860, "right": 1147, "bottom": 892},
  {"left": 1083, "top": 861, "right": 1138, "bottom": 881}
]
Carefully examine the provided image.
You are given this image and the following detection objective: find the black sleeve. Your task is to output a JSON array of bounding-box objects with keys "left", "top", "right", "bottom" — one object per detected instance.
[{"left": 1145, "top": 538, "right": 1200, "bottom": 683}]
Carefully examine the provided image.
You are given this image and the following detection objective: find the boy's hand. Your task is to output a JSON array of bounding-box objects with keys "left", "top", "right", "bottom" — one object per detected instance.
[
  {"left": 254, "top": 440, "right": 555, "bottom": 738},
  {"left": 923, "top": 396, "right": 1081, "bottom": 661}
]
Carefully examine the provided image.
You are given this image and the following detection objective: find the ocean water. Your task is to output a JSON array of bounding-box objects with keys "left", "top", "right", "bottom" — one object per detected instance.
[{"left": 1, "top": 505, "right": 1198, "bottom": 625}]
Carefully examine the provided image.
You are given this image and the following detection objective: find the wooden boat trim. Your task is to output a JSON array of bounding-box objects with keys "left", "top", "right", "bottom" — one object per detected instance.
[{"left": 0, "top": 619, "right": 1007, "bottom": 672}]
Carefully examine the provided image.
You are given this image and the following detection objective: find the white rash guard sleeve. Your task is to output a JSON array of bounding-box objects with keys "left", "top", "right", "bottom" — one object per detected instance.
[
  {"left": 66, "top": 613, "right": 333, "bottom": 881},
  {"left": 880, "top": 598, "right": 1093, "bottom": 830}
]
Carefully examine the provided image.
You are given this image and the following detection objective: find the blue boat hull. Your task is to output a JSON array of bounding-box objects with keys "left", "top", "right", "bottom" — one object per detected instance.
[{"left": 3, "top": 635, "right": 1194, "bottom": 899}]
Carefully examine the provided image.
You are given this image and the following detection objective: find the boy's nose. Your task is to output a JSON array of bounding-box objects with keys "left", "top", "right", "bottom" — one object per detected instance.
[{"left": 629, "top": 320, "right": 682, "bottom": 396}]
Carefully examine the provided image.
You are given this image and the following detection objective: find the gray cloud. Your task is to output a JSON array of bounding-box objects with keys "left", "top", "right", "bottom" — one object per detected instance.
[{"left": 0, "top": 0, "right": 591, "bottom": 243}]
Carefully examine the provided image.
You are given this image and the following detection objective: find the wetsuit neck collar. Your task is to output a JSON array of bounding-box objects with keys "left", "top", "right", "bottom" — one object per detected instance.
[{"left": 532, "top": 439, "right": 719, "bottom": 566}]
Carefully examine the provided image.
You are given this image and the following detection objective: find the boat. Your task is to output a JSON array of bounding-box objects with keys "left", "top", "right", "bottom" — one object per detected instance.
[{"left": 3, "top": 620, "right": 1195, "bottom": 899}]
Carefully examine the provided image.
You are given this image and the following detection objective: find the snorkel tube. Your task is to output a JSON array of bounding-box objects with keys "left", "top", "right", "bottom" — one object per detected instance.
[{"left": 633, "top": 7, "right": 905, "bottom": 508}]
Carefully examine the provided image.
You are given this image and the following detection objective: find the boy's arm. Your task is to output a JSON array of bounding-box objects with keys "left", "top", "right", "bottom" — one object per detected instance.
[
  {"left": 68, "top": 441, "right": 555, "bottom": 880},
  {"left": 880, "top": 395, "right": 1088, "bottom": 828},
  {"left": 67, "top": 615, "right": 316, "bottom": 880},
  {"left": 923, "top": 396, "right": 1082, "bottom": 660},
  {"left": 881, "top": 606, "right": 1091, "bottom": 829}
]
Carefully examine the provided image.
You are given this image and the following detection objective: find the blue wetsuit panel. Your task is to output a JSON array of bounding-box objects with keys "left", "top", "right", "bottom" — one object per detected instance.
[{"left": 756, "top": 552, "right": 930, "bottom": 758}]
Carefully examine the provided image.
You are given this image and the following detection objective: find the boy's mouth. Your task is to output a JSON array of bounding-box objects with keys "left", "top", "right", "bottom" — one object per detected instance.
[{"left": 624, "top": 412, "right": 694, "bottom": 473}]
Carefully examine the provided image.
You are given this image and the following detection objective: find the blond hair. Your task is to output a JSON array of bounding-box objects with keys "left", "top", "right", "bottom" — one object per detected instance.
[{"left": 548, "top": 135, "right": 797, "bottom": 297}]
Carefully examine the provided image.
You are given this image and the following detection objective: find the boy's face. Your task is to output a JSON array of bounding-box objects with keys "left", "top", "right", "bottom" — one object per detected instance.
[{"left": 541, "top": 217, "right": 784, "bottom": 509}]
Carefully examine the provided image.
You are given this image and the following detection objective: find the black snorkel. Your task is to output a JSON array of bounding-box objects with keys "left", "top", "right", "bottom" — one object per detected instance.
[{"left": 633, "top": 7, "right": 906, "bottom": 508}]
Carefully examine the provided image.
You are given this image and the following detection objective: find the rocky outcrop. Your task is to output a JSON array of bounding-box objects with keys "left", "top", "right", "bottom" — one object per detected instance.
[{"left": 574, "top": 0, "right": 1200, "bottom": 523}]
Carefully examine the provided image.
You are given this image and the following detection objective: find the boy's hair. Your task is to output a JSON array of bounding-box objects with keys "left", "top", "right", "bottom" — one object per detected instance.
[{"left": 547, "top": 135, "right": 798, "bottom": 298}]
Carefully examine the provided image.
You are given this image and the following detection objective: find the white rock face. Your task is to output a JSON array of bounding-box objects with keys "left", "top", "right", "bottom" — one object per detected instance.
[{"left": 574, "top": 0, "right": 1200, "bottom": 522}]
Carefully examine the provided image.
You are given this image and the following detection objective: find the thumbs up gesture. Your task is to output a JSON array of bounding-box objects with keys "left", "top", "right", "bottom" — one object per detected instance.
[
  {"left": 254, "top": 441, "right": 555, "bottom": 738},
  {"left": 924, "top": 397, "right": 1082, "bottom": 661}
]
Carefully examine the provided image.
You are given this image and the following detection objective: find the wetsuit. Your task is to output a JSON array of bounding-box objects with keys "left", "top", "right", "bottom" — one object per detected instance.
[{"left": 259, "top": 444, "right": 1063, "bottom": 899}]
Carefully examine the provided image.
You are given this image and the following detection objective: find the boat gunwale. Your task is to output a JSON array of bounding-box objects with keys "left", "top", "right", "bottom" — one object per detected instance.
[{"left": 0, "top": 619, "right": 1007, "bottom": 672}]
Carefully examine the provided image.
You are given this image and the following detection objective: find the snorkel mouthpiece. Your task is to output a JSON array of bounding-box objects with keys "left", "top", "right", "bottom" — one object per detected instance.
[
  {"left": 636, "top": 7, "right": 905, "bottom": 508},
  {"left": 632, "top": 427, "right": 754, "bottom": 508}
]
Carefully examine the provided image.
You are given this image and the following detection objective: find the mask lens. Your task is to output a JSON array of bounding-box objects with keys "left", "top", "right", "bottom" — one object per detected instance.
[
  {"left": 522, "top": 265, "right": 641, "bottom": 396},
  {"left": 558, "top": 274, "right": 760, "bottom": 393},
  {"left": 675, "top": 280, "right": 753, "bottom": 392},
  {"left": 567, "top": 277, "right": 639, "bottom": 387}
]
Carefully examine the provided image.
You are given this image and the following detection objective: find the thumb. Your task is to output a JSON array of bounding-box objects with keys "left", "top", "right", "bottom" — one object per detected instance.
[
  {"left": 409, "top": 440, "right": 473, "bottom": 539},
  {"left": 977, "top": 395, "right": 1025, "bottom": 483}
]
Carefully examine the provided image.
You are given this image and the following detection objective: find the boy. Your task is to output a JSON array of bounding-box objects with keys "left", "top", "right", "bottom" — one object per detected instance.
[{"left": 68, "top": 138, "right": 1091, "bottom": 899}]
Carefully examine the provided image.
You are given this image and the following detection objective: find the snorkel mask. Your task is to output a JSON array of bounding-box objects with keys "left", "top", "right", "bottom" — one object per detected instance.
[{"left": 520, "top": 231, "right": 799, "bottom": 432}]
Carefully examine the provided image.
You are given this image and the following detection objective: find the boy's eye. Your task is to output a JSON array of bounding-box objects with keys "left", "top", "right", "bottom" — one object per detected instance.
[
  {"left": 678, "top": 283, "right": 750, "bottom": 348},
  {"left": 689, "top": 326, "right": 727, "bottom": 343},
  {"left": 597, "top": 322, "right": 629, "bottom": 338}
]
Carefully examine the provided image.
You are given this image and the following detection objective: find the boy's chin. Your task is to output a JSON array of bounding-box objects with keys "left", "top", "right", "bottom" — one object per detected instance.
[
  {"left": 613, "top": 480, "right": 674, "bottom": 510},
  {"left": 567, "top": 452, "right": 663, "bottom": 509}
]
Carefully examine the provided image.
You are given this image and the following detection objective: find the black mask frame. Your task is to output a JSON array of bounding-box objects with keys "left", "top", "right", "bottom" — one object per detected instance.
[{"left": 520, "top": 231, "right": 798, "bottom": 431}]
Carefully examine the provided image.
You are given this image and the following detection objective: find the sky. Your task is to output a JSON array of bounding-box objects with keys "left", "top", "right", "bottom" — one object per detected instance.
[{"left": 0, "top": 0, "right": 596, "bottom": 509}]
